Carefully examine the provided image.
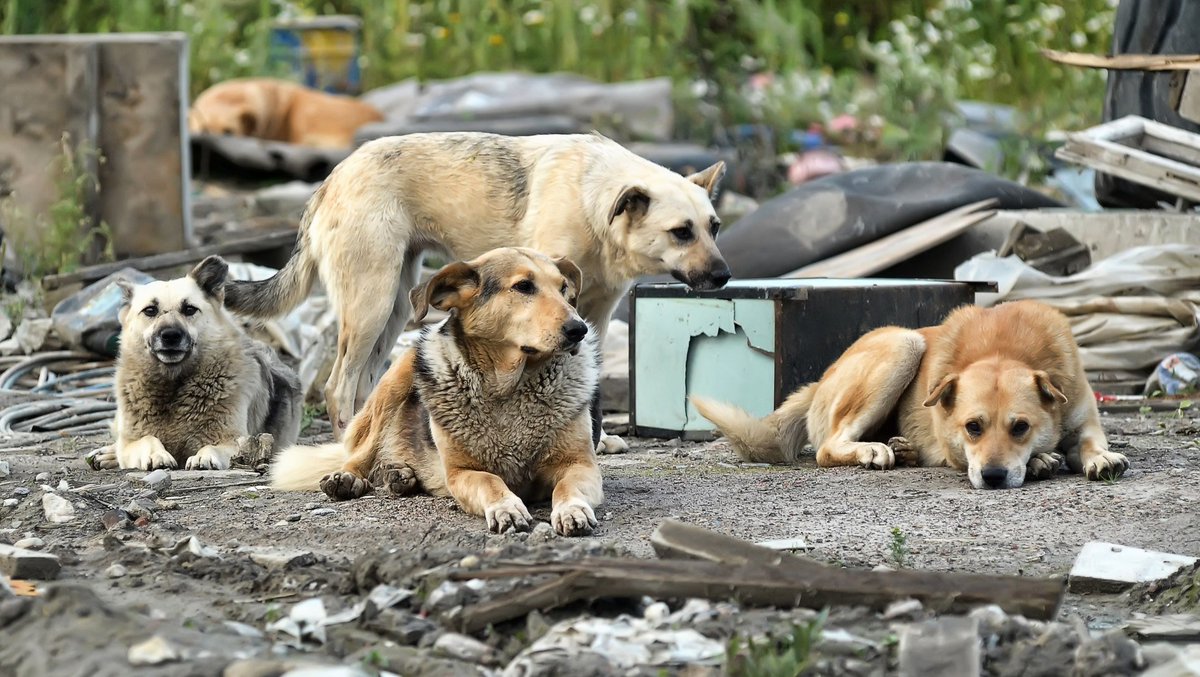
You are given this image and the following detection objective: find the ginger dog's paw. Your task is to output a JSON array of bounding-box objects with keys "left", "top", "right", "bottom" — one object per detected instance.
[
  {"left": 855, "top": 443, "right": 895, "bottom": 470},
  {"left": 320, "top": 471, "right": 373, "bottom": 500},
  {"left": 379, "top": 463, "right": 418, "bottom": 496},
  {"left": 1026, "top": 451, "right": 1064, "bottom": 481},
  {"left": 887, "top": 436, "right": 919, "bottom": 467},
  {"left": 186, "top": 445, "right": 232, "bottom": 471},
  {"left": 596, "top": 432, "right": 629, "bottom": 455},
  {"left": 86, "top": 446, "right": 117, "bottom": 470},
  {"left": 551, "top": 500, "right": 597, "bottom": 537},
  {"left": 1085, "top": 451, "right": 1129, "bottom": 481},
  {"left": 485, "top": 496, "right": 532, "bottom": 534}
]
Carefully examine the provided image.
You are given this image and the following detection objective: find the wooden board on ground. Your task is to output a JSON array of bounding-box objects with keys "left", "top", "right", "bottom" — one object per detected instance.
[
  {"left": 785, "top": 199, "right": 998, "bottom": 279},
  {"left": 1042, "top": 49, "right": 1200, "bottom": 71},
  {"left": 1055, "top": 115, "right": 1200, "bottom": 204}
]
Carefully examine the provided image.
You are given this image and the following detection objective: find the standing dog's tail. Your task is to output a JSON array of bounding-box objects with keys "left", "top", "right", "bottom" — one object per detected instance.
[
  {"left": 270, "top": 443, "right": 347, "bottom": 491},
  {"left": 224, "top": 184, "right": 326, "bottom": 318},
  {"left": 690, "top": 384, "right": 816, "bottom": 464}
]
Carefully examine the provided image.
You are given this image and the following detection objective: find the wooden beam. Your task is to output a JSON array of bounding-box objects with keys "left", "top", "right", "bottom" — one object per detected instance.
[
  {"left": 41, "top": 227, "right": 296, "bottom": 291},
  {"left": 1042, "top": 49, "right": 1200, "bottom": 72}
]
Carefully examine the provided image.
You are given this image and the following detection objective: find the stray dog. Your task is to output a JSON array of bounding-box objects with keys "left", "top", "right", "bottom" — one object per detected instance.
[
  {"left": 223, "top": 131, "right": 730, "bottom": 451},
  {"left": 692, "top": 300, "right": 1129, "bottom": 489},
  {"left": 270, "top": 248, "right": 603, "bottom": 536},
  {"left": 188, "top": 78, "right": 384, "bottom": 149},
  {"left": 90, "top": 257, "right": 303, "bottom": 471}
]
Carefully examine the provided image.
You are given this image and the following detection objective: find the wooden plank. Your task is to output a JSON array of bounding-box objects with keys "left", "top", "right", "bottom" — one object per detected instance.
[
  {"left": 650, "top": 519, "right": 826, "bottom": 572},
  {"left": 784, "top": 199, "right": 998, "bottom": 279},
  {"left": 1042, "top": 49, "right": 1200, "bottom": 71},
  {"left": 451, "top": 555, "right": 1066, "bottom": 633},
  {"left": 1057, "top": 138, "right": 1200, "bottom": 203},
  {"left": 1171, "top": 70, "right": 1200, "bottom": 124},
  {"left": 40, "top": 228, "right": 296, "bottom": 290}
]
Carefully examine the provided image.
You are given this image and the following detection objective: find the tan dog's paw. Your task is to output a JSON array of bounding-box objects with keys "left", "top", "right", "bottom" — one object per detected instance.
[
  {"left": 1085, "top": 451, "right": 1129, "bottom": 481},
  {"left": 551, "top": 500, "right": 597, "bottom": 537},
  {"left": 485, "top": 496, "right": 532, "bottom": 534},
  {"left": 887, "top": 437, "right": 919, "bottom": 467},
  {"left": 86, "top": 446, "right": 118, "bottom": 470},
  {"left": 854, "top": 443, "right": 895, "bottom": 470},
  {"left": 320, "top": 471, "right": 373, "bottom": 501},
  {"left": 381, "top": 464, "right": 418, "bottom": 496},
  {"left": 596, "top": 432, "right": 629, "bottom": 455},
  {"left": 120, "top": 438, "right": 177, "bottom": 471},
  {"left": 1026, "top": 451, "right": 1064, "bottom": 481},
  {"left": 186, "top": 445, "right": 233, "bottom": 471}
]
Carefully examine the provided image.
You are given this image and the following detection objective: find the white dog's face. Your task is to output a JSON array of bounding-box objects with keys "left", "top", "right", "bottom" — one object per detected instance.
[
  {"left": 610, "top": 161, "right": 732, "bottom": 291},
  {"left": 118, "top": 257, "right": 232, "bottom": 367}
]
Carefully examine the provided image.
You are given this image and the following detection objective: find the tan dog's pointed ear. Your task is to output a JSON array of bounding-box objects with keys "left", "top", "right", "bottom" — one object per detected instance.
[
  {"left": 1034, "top": 371, "right": 1069, "bottom": 405},
  {"left": 608, "top": 186, "right": 650, "bottom": 225},
  {"left": 553, "top": 256, "right": 584, "bottom": 307},
  {"left": 923, "top": 373, "right": 959, "bottom": 409},
  {"left": 190, "top": 255, "right": 229, "bottom": 303},
  {"left": 687, "top": 161, "right": 726, "bottom": 200},
  {"left": 116, "top": 278, "right": 135, "bottom": 325},
  {"left": 409, "top": 261, "right": 480, "bottom": 321}
]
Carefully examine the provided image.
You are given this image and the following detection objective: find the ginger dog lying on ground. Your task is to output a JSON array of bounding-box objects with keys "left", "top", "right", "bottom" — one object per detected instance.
[
  {"left": 188, "top": 78, "right": 384, "bottom": 148},
  {"left": 89, "top": 257, "right": 302, "bottom": 471},
  {"left": 692, "top": 300, "right": 1129, "bottom": 489},
  {"left": 270, "top": 248, "right": 604, "bottom": 536}
]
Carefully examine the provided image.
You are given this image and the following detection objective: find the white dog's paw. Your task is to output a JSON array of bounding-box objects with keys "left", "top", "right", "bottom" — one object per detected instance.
[
  {"left": 854, "top": 443, "right": 895, "bottom": 470},
  {"left": 185, "top": 445, "right": 233, "bottom": 471},
  {"left": 85, "top": 445, "right": 118, "bottom": 470},
  {"left": 551, "top": 499, "right": 597, "bottom": 537},
  {"left": 485, "top": 496, "right": 532, "bottom": 534},
  {"left": 1084, "top": 451, "right": 1129, "bottom": 481},
  {"left": 596, "top": 432, "right": 629, "bottom": 455},
  {"left": 119, "top": 438, "right": 178, "bottom": 471},
  {"left": 1026, "top": 451, "right": 1064, "bottom": 481}
]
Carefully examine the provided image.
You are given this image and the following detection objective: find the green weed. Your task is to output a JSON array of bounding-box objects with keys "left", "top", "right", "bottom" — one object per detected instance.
[
  {"left": 725, "top": 610, "right": 828, "bottom": 677},
  {"left": 889, "top": 526, "right": 910, "bottom": 568}
]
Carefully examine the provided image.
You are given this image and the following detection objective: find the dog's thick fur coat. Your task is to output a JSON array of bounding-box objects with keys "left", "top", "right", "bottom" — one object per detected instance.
[
  {"left": 92, "top": 257, "right": 303, "bottom": 471},
  {"left": 222, "top": 132, "right": 730, "bottom": 446},
  {"left": 692, "top": 301, "right": 1129, "bottom": 489},
  {"left": 188, "top": 78, "right": 384, "bottom": 149},
  {"left": 270, "top": 248, "right": 603, "bottom": 535}
]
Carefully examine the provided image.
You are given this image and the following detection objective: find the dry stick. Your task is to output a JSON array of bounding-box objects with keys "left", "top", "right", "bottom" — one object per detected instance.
[{"left": 166, "top": 479, "right": 267, "bottom": 494}]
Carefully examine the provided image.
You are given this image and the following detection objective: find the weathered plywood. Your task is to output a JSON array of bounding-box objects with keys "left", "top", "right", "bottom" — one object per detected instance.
[
  {"left": 0, "top": 33, "right": 191, "bottom": 267},
  {"left": 1055, "top": 115, "right": 1200, "bottom": 203}
]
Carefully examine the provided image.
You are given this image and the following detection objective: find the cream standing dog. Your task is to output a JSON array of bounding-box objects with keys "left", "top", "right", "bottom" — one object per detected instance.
[
  {"left": 223, "top": 132, "right": 730, "bottom": 451},
  {"left": 271, "top": 248, "right": 602, "bottom": 536},
  {"left": 89, "top": 257, "right": 303, "bottom": 471},
  {"left": 692, "top": 301, "right": 1129, "bottom": 489}
]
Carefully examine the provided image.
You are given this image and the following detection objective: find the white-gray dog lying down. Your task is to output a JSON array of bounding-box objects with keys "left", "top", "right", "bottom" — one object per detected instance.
[{"left": 89, "top": 256, "right": 302, "bottom": 471}]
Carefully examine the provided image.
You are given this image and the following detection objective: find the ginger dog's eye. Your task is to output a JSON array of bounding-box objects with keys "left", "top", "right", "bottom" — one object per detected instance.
[
  {"left": 1011, "top": 420, "right": 1030, "bottom": 437},
  {"left": 965, "top": 420, "right": 983, "bottom": 437},
  {"left": 142, "top": 306, "right": 159, "bottom": 317},
  {"left": 513, "top": 279, "right": 535, "bottom": 294}
]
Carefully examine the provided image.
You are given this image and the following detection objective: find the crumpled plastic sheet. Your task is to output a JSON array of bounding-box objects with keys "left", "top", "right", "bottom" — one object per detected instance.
[{"left": 956, "top": 244, "right": 1200, "bottom": 372}]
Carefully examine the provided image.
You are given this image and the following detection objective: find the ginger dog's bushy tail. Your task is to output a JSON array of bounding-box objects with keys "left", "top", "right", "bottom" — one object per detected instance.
[
  {"left": 690, "top": 384, "right": 816, "bottom": 464},
  {"left": 270, "top": 443, "right": 347, "bottom": 491}
]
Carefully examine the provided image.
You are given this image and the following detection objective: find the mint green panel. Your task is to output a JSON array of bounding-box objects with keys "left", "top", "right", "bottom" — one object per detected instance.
[{"left": 634, "top": 297, "right": 775, "bottom": 432}]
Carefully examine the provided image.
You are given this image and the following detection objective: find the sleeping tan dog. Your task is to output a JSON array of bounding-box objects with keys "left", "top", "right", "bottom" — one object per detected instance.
[
  {"left": 692, "top": 300, "right": 1129, "bottom": 489},
  {"left": 188, "top": 78, "right": 383, "bottom": 149},
  {"left": 269, "top": 248, "right": 603, "bottom": 536}
]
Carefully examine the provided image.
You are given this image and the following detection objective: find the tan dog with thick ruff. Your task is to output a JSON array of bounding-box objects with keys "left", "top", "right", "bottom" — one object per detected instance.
[
  {"left": 270, "top": 248, "right": 603, "bottom": 536},
  {"left": 188, "top": 78, "right": 384, "bottom": 148},
  {"left": 223, "top": 131, "right": 730, "bottom": 452},
  {"left": 692, "top": 300, "right": 1129, "bottom": 489}
]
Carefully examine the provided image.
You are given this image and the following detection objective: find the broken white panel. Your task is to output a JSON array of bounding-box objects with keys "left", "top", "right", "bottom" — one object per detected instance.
[{"left": 1068, "top": 541, "right": 1197, "bottom": 594}]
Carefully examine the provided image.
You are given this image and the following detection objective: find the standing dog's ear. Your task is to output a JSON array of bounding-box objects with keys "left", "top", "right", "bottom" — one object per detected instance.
[
  {"left": 687, "top": 161, "right": 726, "bottom": 200},
  {"left": 608, "top": 186, "right": 651, "bottom": 225},
  {"left": 552, "top": 256, "right": 584, "bottom": 307},
  {"left": 923, "top": 373, "right": 959, "bottom": 409},
  {"left": 1033, "top": 371, "right": 1069, "bottom": 405},
  {"left": 190, "top": 255, "right": 229, "bottom": 303},
  {"left": 116, "top": 278, "right": 135, "bottom": 325},
  {"left": 409, "top": 261, "right": 481, "bottom": 321}
]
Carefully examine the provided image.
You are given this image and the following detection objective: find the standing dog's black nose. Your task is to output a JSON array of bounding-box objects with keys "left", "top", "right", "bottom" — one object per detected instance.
[
  {"left": 159, "top": 327, "right": 185, "bottom": 346},
  {"left": 980, "top": 467, "right": 1008, "bottom": 489},
  {"left": 709, "top": 265, "right": 732, "bottom": 288},
  {"left": 562, "top": 319, "right": 588, "bottom": 343}
]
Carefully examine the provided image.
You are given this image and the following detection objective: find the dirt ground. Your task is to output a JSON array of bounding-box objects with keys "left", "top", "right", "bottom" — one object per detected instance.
[{"left": 1, "top": 391, "right": 1197, "bottom": 676}]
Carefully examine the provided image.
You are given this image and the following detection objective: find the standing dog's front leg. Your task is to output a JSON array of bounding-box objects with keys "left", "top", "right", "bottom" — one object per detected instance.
[{"left": 541, "top": 413, "right": 603, "bottom": 537}]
